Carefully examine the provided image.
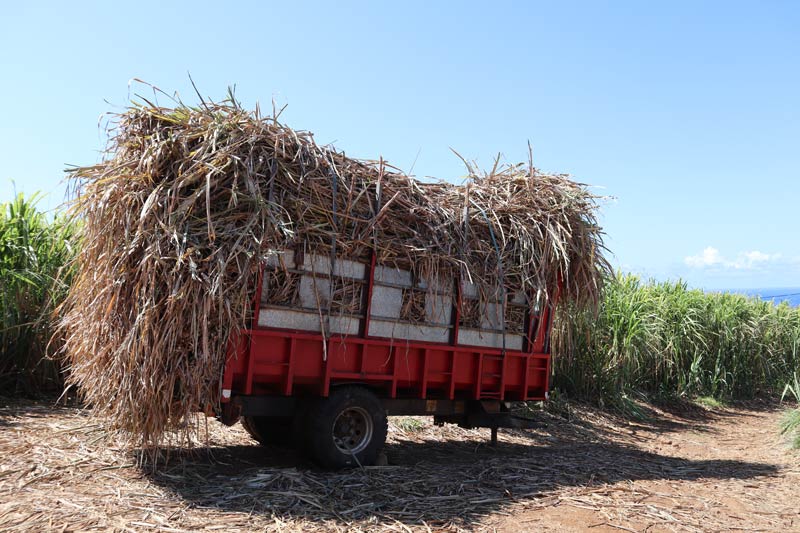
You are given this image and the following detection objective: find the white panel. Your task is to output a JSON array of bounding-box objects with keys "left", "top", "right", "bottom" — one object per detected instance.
[
  {"left": 463, "top": 281, "right": 479, "bottom": 299},
  {"left": 264, "top": 250, "right": 295, "bottom": 268},
  {"left": 370, "top": 285, "right": 403, "bottom": 318},
  {"left": 482, "top": 302, "right": 504, "bottom": 330},
  {"left": 259, "top": 309, "right": 321, "bottom": 331},
  {"left": 299, "top": 275, "right": 331, "bottom": 309},
  {"left": 458, "top": 329, "right": 524, "bottom": 350},
  {"left": 258, "top": 308, "right": 360, "bottom": 335},
  {"left": 329, "top": 315, "right": 361, "bottom": 335},
  {"left": 374, "top": 265, "right": 412, "bottom": 286},
  {"left": 462, "top": 282, "right": 503, "bottom": 302},
  {"left": 303, "top": 253, "right": 332, "bottom": 275},
  {"left": 416, "top": 275, "right": 448, "bottom": 292},
  {"left": 302, "top": 254, "right": 366, "bottom": 279},
  {"left": 333, "top": 258, "right": 366, "bottom": 279},
  {"left": 426, "top": 293, "right": 452, "bottom": 325},
  {"left": 368, "top": 319, "right": 450, "bottom": 343}
]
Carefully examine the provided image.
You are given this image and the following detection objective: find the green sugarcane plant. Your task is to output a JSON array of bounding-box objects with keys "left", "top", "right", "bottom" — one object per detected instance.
[
  {"left": 0, "top": 192, "right": 77, "bottom": 394},
  {"left": 553, "top": 273, "right": 800, "bottom": 412},
  {"left": 781, "top": 373, "right": 800, "bottom": 448}
]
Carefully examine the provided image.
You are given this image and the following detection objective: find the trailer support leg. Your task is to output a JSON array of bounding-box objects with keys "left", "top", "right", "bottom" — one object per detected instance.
[{"left": 490, "top": 427, "right": 498, "bottom": 446}]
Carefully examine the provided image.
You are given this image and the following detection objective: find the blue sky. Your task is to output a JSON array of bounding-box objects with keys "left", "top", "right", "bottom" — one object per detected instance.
[{"left": 1, "top": 1, "right": 798, "bottom": 290}]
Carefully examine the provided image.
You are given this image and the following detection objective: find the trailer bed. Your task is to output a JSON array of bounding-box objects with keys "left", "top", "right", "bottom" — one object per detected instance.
[{"left": 221, "top": 252, "right": 555, "bottom": 404}]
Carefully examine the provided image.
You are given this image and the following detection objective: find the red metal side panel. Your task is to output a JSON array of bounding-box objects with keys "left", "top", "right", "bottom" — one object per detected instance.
[
  {"left": 362, "top": 344, "right": 393, "bottom": 376},
  {"left": 525, "top": 355, "right": 549, "bottom": 400},
  {"left": 452, "top": 351, "right": 479, "bottom": 395},
  {"left": 221, "top": 265, "right": 557, "bottom": 404},
  {"left": 391, "top": 346, "right": 423, "bottom": 390},
  {"left": 504, "top": 355, "right": 525, "bottom": 400},
  {"left": 249, "top": 334, "right": 289, "bottom": 387},
  {"left": 424, "top": 349, "right": 450, "bottom": 391},
  {"left": 223, "top": 329, "right": 551, "bottom": 402}
]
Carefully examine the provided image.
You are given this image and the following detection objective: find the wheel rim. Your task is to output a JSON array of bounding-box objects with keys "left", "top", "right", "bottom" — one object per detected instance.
[{"left": 332, "top": 406, "right": 373, "bottom": 454}]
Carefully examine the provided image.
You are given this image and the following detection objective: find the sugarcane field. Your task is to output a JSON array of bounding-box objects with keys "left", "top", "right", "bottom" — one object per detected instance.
[{"left": 2, "top": 3, "right": 799, "bottom": 532}]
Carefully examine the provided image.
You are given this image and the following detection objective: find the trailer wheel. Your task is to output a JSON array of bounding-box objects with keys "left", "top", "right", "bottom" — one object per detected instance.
[
  {"left": 241, "top": 416, "right": 293, "bottom": 447},
  {"left": 307, "top": 387, "right": 387, "bottom": 469}
]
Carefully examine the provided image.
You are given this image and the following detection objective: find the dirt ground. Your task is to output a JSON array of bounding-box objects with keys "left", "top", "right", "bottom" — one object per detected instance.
[{"left": 0, "top": 398, "right": 797, "bottom": 532}]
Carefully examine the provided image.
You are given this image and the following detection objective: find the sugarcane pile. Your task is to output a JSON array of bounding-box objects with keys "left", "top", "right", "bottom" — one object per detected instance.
[{"left": 60, "top": 94, "right": 609, "bottom": 446}]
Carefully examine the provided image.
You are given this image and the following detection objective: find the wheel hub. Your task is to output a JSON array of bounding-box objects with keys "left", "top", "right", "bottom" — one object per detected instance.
[{"left": 332, "top": 406, "right": 373, "bottom": 454}]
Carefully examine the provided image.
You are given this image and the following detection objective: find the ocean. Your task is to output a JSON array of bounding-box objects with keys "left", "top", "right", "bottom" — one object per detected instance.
[{"left": 727, "top": 287, "right": 800, "bottom": 307}]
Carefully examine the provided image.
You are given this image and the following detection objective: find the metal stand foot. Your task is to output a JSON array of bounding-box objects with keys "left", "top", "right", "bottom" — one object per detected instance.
[{"left": 490, "top": 426, "right": 498, "bottom": 446}]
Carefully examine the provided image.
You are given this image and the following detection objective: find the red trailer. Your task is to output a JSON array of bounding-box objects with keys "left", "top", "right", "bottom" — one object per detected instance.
[{"left": 219, "top": 249, "right": 557, "bottom": 468}]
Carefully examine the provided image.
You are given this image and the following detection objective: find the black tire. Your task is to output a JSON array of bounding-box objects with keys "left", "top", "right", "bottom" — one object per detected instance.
[
  {"left": 241, "top": 416, "right": 294, "bottom": 447},
  {"left": 240, "top": 415, "right": 261, "bottom": 440},
  {"left": 306, "top": 386, "right": 388, "bottom": 469}
]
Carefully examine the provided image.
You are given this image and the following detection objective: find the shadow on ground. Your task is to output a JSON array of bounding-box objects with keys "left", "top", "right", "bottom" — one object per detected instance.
[
  {"left": 0, "top": 395, "right": 80, "bottom": 428},
  {"left": 141, "top": 408, "right": 782, "bottom": 530}
]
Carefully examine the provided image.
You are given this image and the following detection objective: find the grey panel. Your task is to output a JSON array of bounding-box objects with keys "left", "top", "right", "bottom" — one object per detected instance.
[
  {"left": 299, "top": 275, "right": 331, "bottom": 309},
  {"left": 426, "top": 293, "right": 452, "bottom": 324},
  {"left": 302, "top": 253, "right": 331, "bottom": 275},
  {"left": 374, "top": 265, "right": 412, "bottom": 286},
  {"left": 258, "top": 309, "right": 360, "bottom": 335},
  {"left": 335, "top": 258, "right": 367, "bottom": 279},
  {"left": 368, "top": 319, "right": 450, "bottom": 343},
  {"left": 458, "top": 329, "right": 524, "bottom": 350},
  {"left": 303, "top": 253, "right": 366, "bottom": 279},
  {"left": 258, "top": 309, "right": 321, "bottom": 331},
  {"left": 329, "top": 315, "right": 361, "bottom": 335},
  {"left": 462, "top": 281, "right": 504, "bottom": 303},
  {"left": 370, "top": 285, "right": 403, "bottom": 319},
  {"left": 416, "top": 275, "right": 448, "bottom": 292},
  {"left": 462, "top": 280, "right": 479, "bottom": 299},
  {"left": 264, "top": 249, "right": 296, "bottom": 269},
  {"left": 482, "top": 302, "right": 504, "bottom": 330}
]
